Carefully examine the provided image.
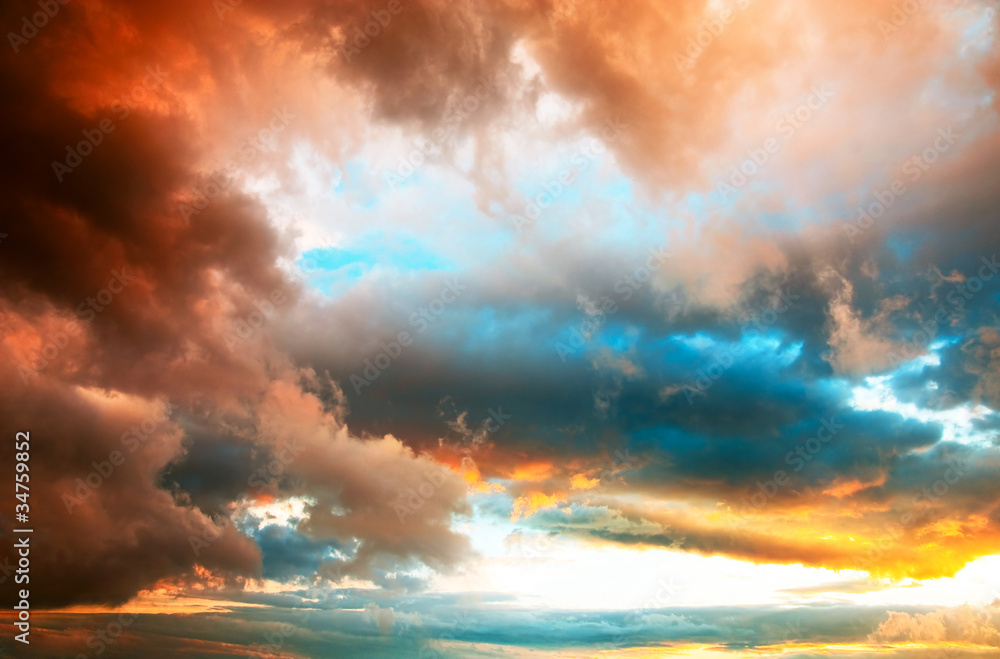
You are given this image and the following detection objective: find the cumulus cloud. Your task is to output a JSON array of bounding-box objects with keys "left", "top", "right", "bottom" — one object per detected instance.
[{"left": 869, "top": 605, "right": 1000, "bottom": 646}]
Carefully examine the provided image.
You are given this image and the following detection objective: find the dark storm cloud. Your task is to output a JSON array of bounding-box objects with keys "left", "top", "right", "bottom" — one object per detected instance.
[
  {"left": 0, "top": 0, "right": 484, "bottom": 607},
  {"left": 255, "top": 525, "right": 331, "bottom": 580}
]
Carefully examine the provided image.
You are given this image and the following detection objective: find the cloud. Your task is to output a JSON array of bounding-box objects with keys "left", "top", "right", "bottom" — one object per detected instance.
[
  {"left": 2, "top": 0, "right": 1000, "bottom": 637},
  {"left": 869, "top": 604, "right": 1000, "bottom": 646},
  {"left": 822, "top": 271, "right": 910, "bottom": 375}
]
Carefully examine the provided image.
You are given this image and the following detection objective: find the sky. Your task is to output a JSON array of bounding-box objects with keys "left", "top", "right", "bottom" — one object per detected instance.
[{"left": 1, "top": 0, "right": 1000, "bottom": 657}]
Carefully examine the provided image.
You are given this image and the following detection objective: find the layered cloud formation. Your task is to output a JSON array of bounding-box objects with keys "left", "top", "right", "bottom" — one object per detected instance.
[{"left": 1, "top": 0, "right": 999, "bottom": 656}]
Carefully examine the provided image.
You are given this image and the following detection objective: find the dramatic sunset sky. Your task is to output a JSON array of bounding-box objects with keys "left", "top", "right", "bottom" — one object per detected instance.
[{"left": 2, "top": 0, "right": 1000, "bottom": 657}]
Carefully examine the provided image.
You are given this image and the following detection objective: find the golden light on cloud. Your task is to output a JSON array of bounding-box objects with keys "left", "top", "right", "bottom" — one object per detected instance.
[
  {"left": 822, "top": 473, "right": 887, "bottom": 498},
  {"left": 570, "top": 473, "right": 600, "bottom": 489},
  {"left": 509, "top": 462, "right": 556, "bottom": 482},
  {"left": 511, "top": 492, "right": 567, "bottom": 521},
  {"left": 459, "top": 458, "right": 506, "bottom": 493}
]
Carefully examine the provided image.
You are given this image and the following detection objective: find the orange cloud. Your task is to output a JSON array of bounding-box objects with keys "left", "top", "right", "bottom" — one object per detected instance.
[
  {"left": 822, "top": 473, "right": 887, "bottom": 498},
  {"left": 457, "top": 458, "right": 505, "bottom": 494},
  {"left": 570, "top": 473, "right": 599, "bottom": 490},
  {"left": 510, "top": 492, "right": 566, "bottom": 522},
  {"left": 507, "top": 462, "right": 554, "bottom": 482}
]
